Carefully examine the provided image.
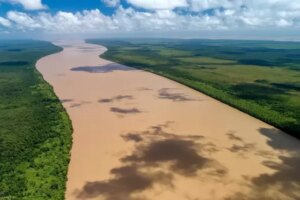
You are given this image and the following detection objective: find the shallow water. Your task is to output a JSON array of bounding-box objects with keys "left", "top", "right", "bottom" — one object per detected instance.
[{"left": 36, "top": 41, "right": 300, "bottom": 200}]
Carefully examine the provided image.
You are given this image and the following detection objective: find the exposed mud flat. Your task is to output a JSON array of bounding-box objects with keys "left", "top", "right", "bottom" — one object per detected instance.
[{"left": 36, "top": 41, "right": 300, "bottom": 200}]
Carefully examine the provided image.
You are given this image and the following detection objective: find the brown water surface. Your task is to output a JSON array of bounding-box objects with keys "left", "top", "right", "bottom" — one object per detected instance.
[{"left": 36, "top": 41, "right": 300, "bottom": 200}]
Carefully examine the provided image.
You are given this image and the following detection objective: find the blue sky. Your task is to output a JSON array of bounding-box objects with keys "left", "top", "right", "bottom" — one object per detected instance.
[
  {"left": 0, "top": 1, "right": 118, "bottom": 16},
  {"left": 0, "top": 0, "right": 299, "bottom": 40}
]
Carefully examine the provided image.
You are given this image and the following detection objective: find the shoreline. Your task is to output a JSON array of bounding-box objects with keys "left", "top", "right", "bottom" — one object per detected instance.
[
  {"left": 96, "top": 44, "right": 300, "bottom": 140},
  {"left": 36, "top": 40, "right": 300, "bottom": 200}
]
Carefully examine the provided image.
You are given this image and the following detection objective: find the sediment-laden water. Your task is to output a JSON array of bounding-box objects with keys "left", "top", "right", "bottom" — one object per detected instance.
[{"left": 36, "top": 41, "right": 300, "bottom": 200}]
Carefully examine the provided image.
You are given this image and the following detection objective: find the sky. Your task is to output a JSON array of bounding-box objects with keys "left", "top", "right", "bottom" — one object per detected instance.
[{"left": 0, "top": 0, "right": 300, "bottom": 40}]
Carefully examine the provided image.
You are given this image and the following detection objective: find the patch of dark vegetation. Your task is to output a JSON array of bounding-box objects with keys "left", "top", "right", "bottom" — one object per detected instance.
[
  {"left": 0, "top": 61, "right": 29, "bottom": 66},
  {"left": 231, "top": 83, "right": 285, "bottom": 100},
  {"left": 110, "top": 107, "right": 141, "bottom": 114},
  {"left": 271, "top": 83, "right": 300, "bottom": 92},
  {"left": 0, "top": 41, "right": 72, "bottom": 199},
  {"left": 77, "top": 123, "right": 226, "bottom": 199},
  {"left": 289, "top": 66, "right": 300, "bottom": 71},
  {"left": 254, "top": 79, "right": 268, "bottom": 84},
  {"left": 192, "top": 66, "right": 217, "bottom": 70},
  {"left": 71, "top": 63, "right": 135, "bottom": 73},
  {"left": 199, "top": 66, "right": 216, "bottom": 69},
  {"left": 220, "top": 50, "right": 245, "bottom": 55},
  {"left": 238, "top": 59, "right": 274, "bottom": 66}
]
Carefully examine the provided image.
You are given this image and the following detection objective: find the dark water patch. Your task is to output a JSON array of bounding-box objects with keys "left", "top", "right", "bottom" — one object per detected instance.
[
  {"left": 227, "top": 143, "right": 255, "bottom": 154},
  {"left": 71, "top": 63, "right": 135, "bottom": 73},
  {"left": 258, "top": 128, "right": 299, "bottom": 151},
  {"left": 0, "top": 61, "right": 29, "bottom": 66},
  {"left": 225, "top": 128, "right": 300, "bottom": 199},
  {"left": 227, "top": 154, "right": 300, "bottom": 200},
  {"left": 60, "top": 99, "right": 73, "bottom": 103},
  {"left": 121, "top": 133, "right": 143, "bottom": 142},
  {"left": 158, "top": 88, "right": 199, "bottom": 102},
  {"left": 70, "top": 101, "right": 91, "bottom": 108},
  {"left": 98, "top": 98, "right": 113, "bottom": 103},
  {"left": 226, "top": 132, "right": 243, "bottom": 142},
  {"left": 70, "top": 103, "right": 81, "bottom": 108},
  {"left": 120, "top": 123, "right": 225, "bottom": 177},
  {"left": 77, "top": 123, "right": 226, "bottom": 199},
  {"left": 110, "top": 107, "right": 141, "bottom": 114},
  {"left": 123, "top": 138, "right": 210, "bottom": 176},
  {"left": 251, "top": 155, "right": 300, "bottom": 199},
  {"left": 98, "top": 95, "right": 134, "bottom": 103},
  {"left": 76, "top": 165, "right": 173, "bottom": 200},
  {"left": 226, "top": 131, "right": 256, "bottom": 156},
  {"left": 137, "top": 87, "right": 153, "bottom": 91},
  {"left": 225, "top": 128, "right": 300, "bottom": 200},
  {"left": 149, "top": 121, "right": 174, "bottom": 134}
]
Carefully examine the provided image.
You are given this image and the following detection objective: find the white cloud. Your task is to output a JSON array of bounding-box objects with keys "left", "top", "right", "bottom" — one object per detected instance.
[
  {"left": 7, "top": 11, "right": 41, "bottom": 29},
  {"left": 102, "top": 0, "right": 120, "bottom": 7},
  {"left": 188, "top": 0, "right": 243, "bottom": 11},
  {"left": 126, "top": 0, "right": 188, "bottom": 10},
  {"left": 0, "top": 16, "right": 11, "bottom": 27},
  {"left": 5, "top": 0, "right": 46, "bottom": 10},
  {"left": 0, "top": 0, "right": 300, "bottom": 38}
]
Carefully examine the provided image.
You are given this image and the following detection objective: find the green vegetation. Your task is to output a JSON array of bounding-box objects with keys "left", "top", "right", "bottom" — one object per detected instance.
[
  {"left": 0, "top": 40, "right": 72, "bottom": 199},
  {"left": 87, "top": 39, "right": 300, "bottom": 137}
]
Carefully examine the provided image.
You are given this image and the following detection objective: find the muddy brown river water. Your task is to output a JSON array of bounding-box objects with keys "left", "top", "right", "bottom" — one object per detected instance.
[{"left": 36, "top": 41, "right": 300, "bottom": 200}]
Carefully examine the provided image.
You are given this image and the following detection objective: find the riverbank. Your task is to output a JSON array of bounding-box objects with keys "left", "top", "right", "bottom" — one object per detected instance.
[
  {"left": 89, "top": 39, "right": 300, "bottom": 137},
  {"left": 36, "top": 41, "right": 300, "bottom": 200},
  {"left": 0, "top": 40, "right": 72, "bottom": 199}
]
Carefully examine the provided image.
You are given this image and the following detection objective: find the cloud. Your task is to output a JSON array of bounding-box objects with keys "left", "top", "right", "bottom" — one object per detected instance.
[
  {"left": 0, "top": 1, "right": 300, "bottom": 38},
  {"left": 7, "top": 11, "right": 41, "bottom": 29},
  {"left": 5, "top": 0, "right": 47, "bottom": 10},
  {"left": 126, "top": 0, "right": 188, "bottom": 10},
  {"left": 102, "top": 0, "right": 120, "bottom": 7},
  {"left": 0, "top": 17, "right": 11, "bottom": 27}
]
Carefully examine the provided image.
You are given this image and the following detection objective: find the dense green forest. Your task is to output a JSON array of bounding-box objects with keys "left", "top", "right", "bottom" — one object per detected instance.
[
  {"left": 0, "top": 40, "right": 72, "bottom": 199},
  {"left": 88, "top": 39, "right": 300, "bottom": 137}
]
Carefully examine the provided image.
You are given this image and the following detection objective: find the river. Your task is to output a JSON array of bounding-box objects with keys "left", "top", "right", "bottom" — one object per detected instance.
[{"left": 36, "top": 41, "right": 300, "bottom": 200}]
